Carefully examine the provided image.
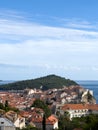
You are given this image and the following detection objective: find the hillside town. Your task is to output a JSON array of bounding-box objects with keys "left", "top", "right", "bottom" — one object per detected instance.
[{"left": 0, "top": 84, "right": 98, "bottom": 130}]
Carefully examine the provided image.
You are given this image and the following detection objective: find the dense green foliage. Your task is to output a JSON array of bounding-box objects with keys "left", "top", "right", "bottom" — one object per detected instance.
[
  {"left": 0, "top": 101, "right": 19, "bottom": 112},
  {"left": 0, "top": 74, "right": 78, "bottom": 90},
  {"left": 58, "top": 114, "right": 98, "bottom": 130},
  {"left": 31, "top": 99, "right": 51, "bottom": 117}
]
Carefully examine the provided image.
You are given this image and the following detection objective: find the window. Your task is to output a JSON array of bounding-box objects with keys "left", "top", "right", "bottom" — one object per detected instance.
[{"left": 1, "top": 122, "right": 4, "bottom": 124}]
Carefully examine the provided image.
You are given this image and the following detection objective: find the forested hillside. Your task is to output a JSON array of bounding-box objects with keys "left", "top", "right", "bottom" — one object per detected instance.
[{"left": 0, "top": 74, "right": 78, "bottom": 90}]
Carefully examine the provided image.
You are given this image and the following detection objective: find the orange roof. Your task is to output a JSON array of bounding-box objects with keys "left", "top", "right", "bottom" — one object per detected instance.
[
  {"left": 20, "top": 111, "right": 32, "bottom": 118},
  {"left": 61, "top": 104, "right": 98, "bottom": 111},
  {"left": 62, "top": 104, "right": 88, "bottom": 110},
  {"left": 31, "top": 114, "right": 58, "bottom": 125},
  {"left": 47, "top": 115, "right": 58, "bottom": 124},
  {"left": 88, "top": 104, "right": 98, "bottom": 111}
]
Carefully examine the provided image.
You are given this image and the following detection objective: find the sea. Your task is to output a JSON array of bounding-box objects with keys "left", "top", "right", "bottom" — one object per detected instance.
[
  {"left": 0, "top": 80, "right": 15, "bottom": 85},
  {"left": 0, "top": 80, "right": 98, "bottom": 103}
]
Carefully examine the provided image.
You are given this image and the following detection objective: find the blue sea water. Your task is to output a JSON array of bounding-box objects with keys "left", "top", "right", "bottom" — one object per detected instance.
[
  {"left": 76, "top": 80, "right": 98, "bottom": 104},
  {"left": 0, "top": 80, "right": 15, "bottom": 85}
]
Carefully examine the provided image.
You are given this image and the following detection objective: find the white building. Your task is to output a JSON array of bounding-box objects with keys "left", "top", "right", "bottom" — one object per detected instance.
[
  {"left": 24, "top": 88, "right": 36, "bottom": 95},
  {"left": 5, "top": 111, "right": 25, "bottom": 129},
  {"left": 56, "top": 104, "right": 98, "bottom": 120},
  {"left": 0, "top": 117, "right": 16, "bottom": 130}
]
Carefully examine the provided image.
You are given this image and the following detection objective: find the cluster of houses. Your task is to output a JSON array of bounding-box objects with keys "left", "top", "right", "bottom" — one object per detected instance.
[
  {"left": 0, "top": 109, "right": 58, "bottom": 130},
  {"left": 0, "top": 85, "right": 98, "bottom": 130}
]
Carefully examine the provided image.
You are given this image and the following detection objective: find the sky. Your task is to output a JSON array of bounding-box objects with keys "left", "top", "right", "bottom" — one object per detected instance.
[{"left": 0, "top": 0, "right": 98, "bottom": 80}]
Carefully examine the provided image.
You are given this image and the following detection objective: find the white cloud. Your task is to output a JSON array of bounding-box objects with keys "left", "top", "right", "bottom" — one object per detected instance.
[
  {"left": 92, "top": 67, "right": 98, "bottom": 71},
  {"left": 0, "top": 17, "right": 98, "bottom": 42},
  {"left": 65, "top": 20, "right": 96, "bottom": 29},
  {"left": 0, "top": 10, "right": 98, "bottom": 79}
]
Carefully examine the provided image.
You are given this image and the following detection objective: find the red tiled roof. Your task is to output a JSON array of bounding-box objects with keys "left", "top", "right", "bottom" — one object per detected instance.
[{"left": 61, "top": 104, "right": 98, "bottom": 111}]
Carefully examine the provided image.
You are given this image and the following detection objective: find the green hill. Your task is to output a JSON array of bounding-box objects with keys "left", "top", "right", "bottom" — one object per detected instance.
[{"left": 0, "top": 74, "right": 78, "bottom": 90}]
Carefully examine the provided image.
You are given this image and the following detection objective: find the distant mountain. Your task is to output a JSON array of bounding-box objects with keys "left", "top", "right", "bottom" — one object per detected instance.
[{"left": 0, "top": 74, "right": 78, "bottom": 90}]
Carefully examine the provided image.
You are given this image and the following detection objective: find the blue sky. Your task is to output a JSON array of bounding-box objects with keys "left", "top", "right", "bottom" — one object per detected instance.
[{"left": 0, "top": 0, "right": 98, "bottom": 80}]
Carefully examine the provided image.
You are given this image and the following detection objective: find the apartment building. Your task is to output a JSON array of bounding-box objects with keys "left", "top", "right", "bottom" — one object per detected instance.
[{"left": 56, "top": 104, "right": 98, "bottom": 120}]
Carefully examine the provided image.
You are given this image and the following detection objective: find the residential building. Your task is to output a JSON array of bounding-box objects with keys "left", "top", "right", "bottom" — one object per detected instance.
[
  {"left": 30, "top": 114, "right": 58, "bottom": 130},
  {"left": 5, "top": 111, "right": 25, "bottom": 129},
  {"left": 0, "top": 117, "right": 16, "bottom": 130},
  {"left": 56, "top": 104, "right": 98, "bottom": 120}
]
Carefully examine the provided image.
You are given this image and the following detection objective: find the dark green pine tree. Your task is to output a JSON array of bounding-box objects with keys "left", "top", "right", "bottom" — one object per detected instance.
[
  {"left": 5, "top": 100, "right": 9, "bottom": 108},
  {"left": 42, "top": 114, "right": 46, "bottom": 130},
  {"left": 5, "top": 100, "right": 9, "bottom": 111}
]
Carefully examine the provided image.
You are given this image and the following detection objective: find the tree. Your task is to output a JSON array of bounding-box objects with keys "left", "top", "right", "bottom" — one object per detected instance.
[
  {"left": 58, "top": 115, "right": 72, "bottom": 130},
  {"left": 0, "top": 103, "right": 4, "bottom": 109},
  {"left": 42, "top": 114, "right": 46, "bottom": 130},
  {"left": 5, "top": 100, "right": 9, "bottom": 108},
  {"left": 5, "top": 100, "right": 9, "bottom": 111},
  {"left": 31, "top": 99, "right": 51, "bottom": 117},
  {"left": 64, "top": 111, "right": 70, "bottom": 120}
]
